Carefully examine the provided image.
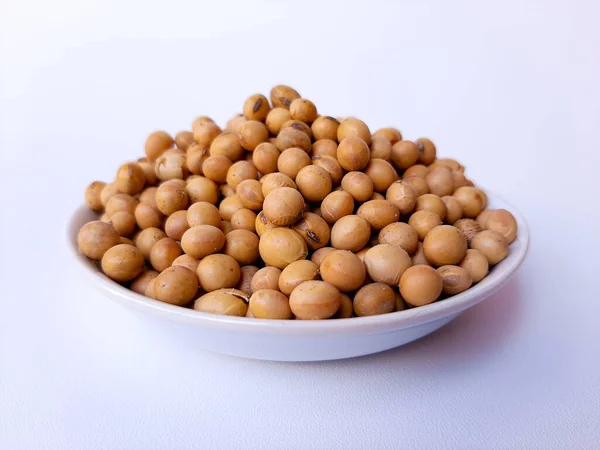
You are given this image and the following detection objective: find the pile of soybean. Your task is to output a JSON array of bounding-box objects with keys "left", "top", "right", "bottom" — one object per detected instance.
[{"left": 78, "top": 85, "right": 518, "bottom": 320}]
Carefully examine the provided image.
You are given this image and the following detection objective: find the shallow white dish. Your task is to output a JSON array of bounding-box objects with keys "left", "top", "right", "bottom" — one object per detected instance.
[{"left": 67, "top": 192, "right": 529, "bottom": 362}]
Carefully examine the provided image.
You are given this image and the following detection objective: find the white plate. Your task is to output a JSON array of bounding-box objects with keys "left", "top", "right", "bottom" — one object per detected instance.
[{"left": 66, "top": 192, "right": 529, "bottom": 362}]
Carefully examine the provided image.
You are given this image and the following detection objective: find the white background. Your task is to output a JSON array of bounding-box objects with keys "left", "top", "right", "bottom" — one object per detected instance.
[{"left": 1, "top": 0, "right": 599, "bottom": 448}]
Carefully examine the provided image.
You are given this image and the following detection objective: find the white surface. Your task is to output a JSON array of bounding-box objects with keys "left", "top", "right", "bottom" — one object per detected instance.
[
  {"left": 1, "top": 0, "right": 599, "bottom": 448},
  {"left": 66, "top": 194, "right": 529, "bottom": 362}
]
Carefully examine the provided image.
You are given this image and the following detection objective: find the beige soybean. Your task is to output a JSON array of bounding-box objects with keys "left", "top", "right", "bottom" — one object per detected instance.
[
  {"left": 193, "top": 121, "right": 221, "bottom": 146},
  {"left": 364, "top": 159, "right": 397, "bottom": 192},
  {"left": 145, "top": 131, "right": 174, "bottom": 162},
  {"left": 150, "top": 237, "right": 183, "bottom": 272},
  {"left": 210, "top": 132, "right": 244, "bottom": 161},
  {"left": 172, "top": 254, "right": 200, "bottom": 274},
  {"left": 431, "top": 158, "right": 463, "bottom": 172},
  {"left": 258, "top": 228, "right": 308, "bottom": 269},
  {"left": 310, "top": 247, "right": 337, "bottom": 267},
  {"left": 482, "top": 209, "right": 518, "bottom": 244},
  {"left": 251, "top": 266, "right": 282, "bottom": 292},
  {"left": 278, "top": 260, "right": 320, "bottom": 296},
  {"left": 186, "top": 143, "right": 210, "bottom": 175},
  {"left": 341, "top": 171, "right": 374, "bottom": 202},
  {"left": 219, "top": 194, "right": 244, "bottom": 221},
  {"left": 181, "top": 225, "right": 225, "bottom": 259},
  {"left": 202, "top": 155, "right": 232, "bottom": 184},
  {"left": 231, "top": 208, "right": 257, "bottom": 232},
  {"left": 116, "top": 162, "right": 146, "bottom": 195},
  {"left": 187, "top": 202, "right": 221, "bottom": 228},
  {"left": 354, "top": 283, "right": 396, "bottom": 317},
  {"left": 337, "top": 136, "right": 370, "bottom": 171},
  {"left": 320, "top": 190, "right": 354, "bottom": 224},
  {"left": 437, "top": 265, "right": 473, "bottom": 295},
  {"left": 221, "top": 220, "right": 233, "bottom": 235},
  {"left": 369, "top": 136, "right": 392, "bottom": 160},
  {"left": 289, "top": 280, "right": 341, "bottom": 320},
  {"left": 78, "top": 221, "right": 121, "bottom": 260},
  {"left": 101, "top": 244, "right": 145, "bottom": 282},
  {"left": 295, "top": 165, "right": 332, "bottom": 202},
  {"left": 292, "top": 212, "right": 331, "bottom": 251},
  {"left": 277, "top": 147, "right": 311, "bottom": 179},
  {"left": 265, "top": 108, "right": 292, "bottom": 135},
  {"left": 423, "top": 225, "right": 467, "bottom": 266},
  {"left": 426, "top": 167, "right": 454, "bottom": 197},
  {"left": 415, "top": 138, "right": 437, "bottom": 165},
  {"left": 254, "top": 211, "right": 276, "bottom": 237},
  {"left": 238, "top": 120, "right": 268, "bottom": 151},
  {"left": 475, "top": 188, "right": 488, "bottom": 209},
  {"left": 156, "top": 180, "right": 189, "bottom": 216},
  {"left": 311, "top": 139, "right": 338, "bottom": 159},
  {"left": 270, "top": 85, "right": 301, "bottom": 109},
  {"left": 263, "top": 187, "right": 305, "bottom": 226},
  {"left": 130, "top": 269, "right": 160, "bottom": 295},
  {"left": 186, "top": 176, "right": 219, "bottom": 205},
  {"left": 408, "top": 210, "right": 443, "bottom": 241},
  {"left": 391, "top": 140, "right": 419, "bottom": 170},
  {"left": 459, "top": 249, "right": 489, "bottom": 283},
  {"left": 237, "top": 265, "right": 259, "bottom": 295},
  {"left": 415, "top": 194, "right": 447, "bottom": 221},
  {"left": 155, "top": 150, "right": 188, "bottom": 181},
  {"left": 452, "top": 171, "right": 471, "bottom": 190},
  {"left": 357, "top": 200, "right": 400, "bottom": 231},
  {"left": 135, "top": 202, "right": 163, "bottom": 229},
  {"left": 320, "top": 250, "right": 366, "bottom": 292},
  {"left": 175, "top": 131, "right": 194, "bottom": 150},
  {"left": 364, "top": 244, "right": 412, "bottom": 286},
  {"left": 139, "top": 187, "right": 158, "bottom": 207},
  {"left": 106, "top": 193, "right": 139, "bottom": 217},
  {"left": 441, "top": 196, "right": 463, "bottom": 224},
  {"left": 243, "top": 94, "right": 270, "bottom": 122},
  {"left": 337, "top": 118, "right": 371, "bottom": 145},
  {"left": 333, "top": 294, "right": 354, "bottom": 319},
  {"left": 411, "top": 242, "right": 429, "bottom": 266},
  {"left": 197, "top": 254, "right": 241, "bottom": 292},
  {"left": 252, "top": 143, "right": 280, "bottom": 175},
  {"left": 311, "top": 116, "right": 339, "bottom": 141},
  {"left": 311, "top": 156, "right": 344, "bottom": 186},
  {"left": 236, "top": 179, "right": 264, "bottom": 211},
  {"left": 373, "top": 127, "right": 402, "bottom": 144},
  {"left": 223, "top": 229, "right": 260, "bottom": 265},
  {"left": 154, "top": 266, "right": 198, "bottom": 306},
  {"left": 249, "top": 289, "right": 293, "bottom": 319},
  {"left": 85, "top": 181, "right": 107, "bottom": 211},
  {"left": 289, "top": 98, "right": 317, "bottom": 124},
  {"left": 276, "top": 129, "right": 311, "bottom": 153},
  {"left": 194, "top": 289, "right": 248, "bottom": 316},
  {"left": 220, "top": 184, "right": 236, "bottom": 198},
  {"left": 385, "top": 181, "right": 417, "bottom": 215},
  {"left": 378, "top": 222, "right": 419, "bottom": 255},
  {"left": 225, "top": 114, "right": 246, "bottom": 134},
  {"left": 453, "top": 187, "right": 485, "bottom": 218},
  {"left": 402, "top": 176, "right": 430, "bottom": 197},
  {"left": 163, "top": 210, "right": 189, "bottom": 241},
  {"left": 470, "top": 230, "right": 509, "bottom": 265},
  {"left": 109, "top": 211, "right": 137, "bottom": 237},
  {"left": 330, "top": 215, "right": 371, "bottom": 252},
  {"left": 281, "top": 120, "right": 313, "bottom": 141},
  {"left": 399, "top": 265, "right": 443, "bottom": 306},
  {"left": 134, "top": 227, "right": 167, "bottom": 260},
  {"left": 454, "top": 218, "right": 483, "bottom": 245},
  {"left": 403, "top": 165, "right": 430, "bottom": 179},
  {"left": 260, "top": 173, "right": 297, "bottom": 197}
]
